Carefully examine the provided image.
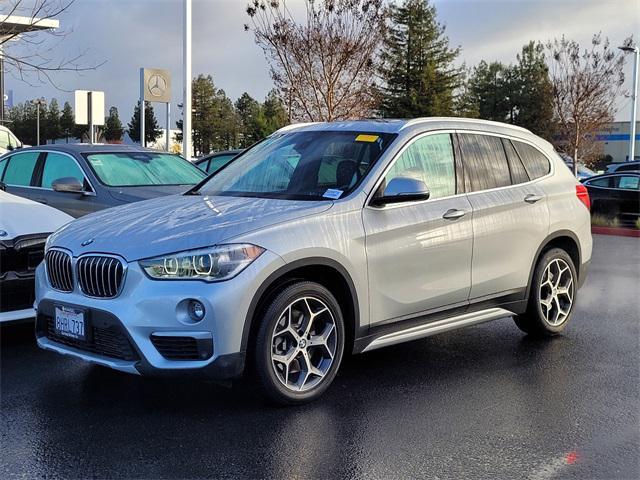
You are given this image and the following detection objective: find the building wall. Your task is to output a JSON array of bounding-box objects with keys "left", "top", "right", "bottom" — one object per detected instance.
[{"left": 597, "top": 121, "right": 640, "bottom": 162}]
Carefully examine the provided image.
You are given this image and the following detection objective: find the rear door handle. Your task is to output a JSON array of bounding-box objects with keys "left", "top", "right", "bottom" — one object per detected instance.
[
  {"left": 442, "top": 208, "right": 466, "bottom": 220},
  {"left": 524, "top": 194, "right": 543, "bottom": 204}
]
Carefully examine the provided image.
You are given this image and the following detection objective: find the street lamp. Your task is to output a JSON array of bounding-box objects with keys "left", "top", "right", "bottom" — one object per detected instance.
[
  {"left": 0, "top": 15, "right": 59, "bottom": 123},
  {"left": 31, "top": 97, "right": 46, "bottom": 146},
  {"left": 619, "top": 45, "right": 639, "bottom": 162}
]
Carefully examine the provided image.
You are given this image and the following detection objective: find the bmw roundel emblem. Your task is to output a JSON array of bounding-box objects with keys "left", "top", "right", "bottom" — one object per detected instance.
[
  {"left": 0, "top": 230, "right": 7, "bottom": 237},
  {"left": 81, "top": 238, "right": 94, "bottom": 247}
]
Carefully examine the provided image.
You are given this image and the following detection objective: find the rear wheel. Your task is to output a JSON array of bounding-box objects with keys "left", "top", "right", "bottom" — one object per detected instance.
[
  {"left": 254, "top": 281, "right": 345, "bottom": 405},
  {"left": 514, "top": 248, "right": 577, "bottom": 336}
]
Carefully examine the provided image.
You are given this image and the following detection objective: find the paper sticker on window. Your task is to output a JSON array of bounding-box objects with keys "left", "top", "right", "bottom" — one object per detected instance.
[
  {"left": 356, "top": 134, "right": 379, "bottom": 143},
  {"left": 323, "top": 188, "right": 343, "bottom": 199}
]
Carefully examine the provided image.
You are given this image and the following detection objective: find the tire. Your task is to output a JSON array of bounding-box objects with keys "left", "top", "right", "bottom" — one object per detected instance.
[
  {"left": 254, "top": 281, "right": 345, "bottom": 405},
  {"left": 514, "top": 248, "right": 578, "bottom": 336}
]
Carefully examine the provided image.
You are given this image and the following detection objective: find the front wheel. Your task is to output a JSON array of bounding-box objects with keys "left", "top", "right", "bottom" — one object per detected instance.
[
  {"left": 254, "top": 281, "right": 345, "bottom": 405},
  {"left": 514, "top": 248, "right": 577, "bottom": 336}
]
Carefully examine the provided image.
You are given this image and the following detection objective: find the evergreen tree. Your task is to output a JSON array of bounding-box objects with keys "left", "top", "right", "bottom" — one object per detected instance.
[
  {"left": 235, "top": 92, "right": 266, "bottom": 148},
  {"left": 104, "top": 106, "right": 124, "bottom": 142},
  {"left": 46, "top": 98, "right": 61, "bottom": 143},
  {"left": 465, "top": 61, "right": 513, "bottom": 122},
  {"left": 380, "top": 0, "right": 461, "bottom": 117},
  {"left": 128, "top": 101, "right": 162, "bottom": 146},
  {"left": 60, "top": 101, "right": 75, "bottom": 142},
  {"left": 511, "top": 41, "right": 554, "bottom": 139},
  {"left": 262, "top": 89, "right": 288, "bottom": 133}
]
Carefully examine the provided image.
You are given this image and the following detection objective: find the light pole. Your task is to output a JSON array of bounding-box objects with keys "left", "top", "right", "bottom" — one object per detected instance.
[
  {"left": 619, "top": 45, "right": 639, "bottom": 162},
  {"left": 183, "top": 0, "right": 192, "bottom": 160},
  {"left": 31, "top": 97, "right": 46, "bottom": 146}
]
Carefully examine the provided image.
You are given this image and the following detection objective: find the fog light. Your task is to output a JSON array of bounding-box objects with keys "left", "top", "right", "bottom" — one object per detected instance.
[{"left": 188, "top": 300, "right": 206, "bottom": 322}]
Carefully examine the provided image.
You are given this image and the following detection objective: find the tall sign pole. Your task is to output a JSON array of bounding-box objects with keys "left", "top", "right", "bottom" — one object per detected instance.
[
  {"left": 166, "top": 102, "right": 171, "bottom": 151},
  {"left": 620, "top": 45, "right": 639, "bottom": 162},
  {"left": 629, "top": 48, "right": 639, "bottom": 162},
  {"left": 183, "top": 0, "right": 192, "bottom": 160},
  {"left": 74, "top": 90, "right": 104, "bottom": 143},
  {"left": 139, "top": 68, "right": 145, "bottom": 148}
]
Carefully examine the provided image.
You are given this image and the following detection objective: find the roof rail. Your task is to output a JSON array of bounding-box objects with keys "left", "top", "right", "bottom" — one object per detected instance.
[
  {"left": 273, "top": 122, "right": 321, "bottom": 134},
  {"left": 401, "top": 117, "right": 532, "bottom": 134}
]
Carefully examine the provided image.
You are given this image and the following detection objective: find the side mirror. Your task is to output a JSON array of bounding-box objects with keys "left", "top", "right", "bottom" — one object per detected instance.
[
  {"left": 52, "top": 177, "right": 85, "bottom": 194},
  {"left": 0, "top": 181, "right": 6, "bottom": 191},
  {"left": 370, "top": 176, "right": 430, "bottom": 207},
  {"left": 6, "top": 144, "right": 14, "bottom": 151}
]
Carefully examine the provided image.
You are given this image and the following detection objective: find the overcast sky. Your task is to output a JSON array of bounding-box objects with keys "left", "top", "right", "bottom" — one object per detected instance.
[{"left": 4, "top": 0, "right": 639, "bottom": 125}]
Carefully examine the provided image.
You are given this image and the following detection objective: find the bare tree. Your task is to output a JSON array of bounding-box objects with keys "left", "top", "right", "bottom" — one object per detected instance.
[
  {"left": 245, "top": 0, "right": 386, "bottom": 122},
  {"left": 546, "top": 34, "right": 631, "bottom": 172},
  {"left": 0, "top": 0, "right": 103, "bottom": 89}
]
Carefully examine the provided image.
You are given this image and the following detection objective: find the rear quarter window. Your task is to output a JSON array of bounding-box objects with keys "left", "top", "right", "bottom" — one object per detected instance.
[
  {"left": 586, "top": 177, "right": 612, "bottom": 188},
  {"left": 512, "top": 141, "right": 551, "bottom": 180}
]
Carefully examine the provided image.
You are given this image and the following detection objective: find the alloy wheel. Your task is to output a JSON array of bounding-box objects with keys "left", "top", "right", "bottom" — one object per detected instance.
[
  {"left": 539, "top": 258, "right": 574, "bottom": 326},
  {"left": 271, "top": 296, "right": 337, "bottom": 392}
]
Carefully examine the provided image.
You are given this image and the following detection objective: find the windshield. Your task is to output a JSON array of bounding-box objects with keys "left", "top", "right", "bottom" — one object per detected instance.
[
  {"left": 85, "top": 152, "right": 206, "bottom": 187},
  {"left": 195, "top": 131, "right": 396, "bottom": 200}
]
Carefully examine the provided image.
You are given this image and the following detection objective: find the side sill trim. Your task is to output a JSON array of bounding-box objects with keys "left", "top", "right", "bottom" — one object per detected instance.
[{"left": 361, "top": 307, "right": 514, "bottom": 353}]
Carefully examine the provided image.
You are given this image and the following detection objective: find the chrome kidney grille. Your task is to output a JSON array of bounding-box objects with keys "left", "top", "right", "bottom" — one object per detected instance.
[
  {"left": 45, "top": 250, "right": 74, "bottom": 292},
  {"left": 77, "top": 256, "right": 125, "bottom": 298},
  {"left": 45, "top": 250, "right": 125, "bottom": 298}
]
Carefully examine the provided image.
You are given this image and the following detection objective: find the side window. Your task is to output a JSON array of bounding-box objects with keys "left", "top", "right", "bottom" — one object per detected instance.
[
  {"left": 384, "top": 133, "right": 456, "bottom": 199},
  {"left": 41, "top": 152, "right": 86, "bottom": 188},
  {"left": 208, "top": 154, "right": 235, "bottom": 174},
  {"left": 586, "top": 177, "right": 611, "bottom": 188},
  {"left": 502, "top": 138, "right": 530, "bottom": 185},
  {"left": 0, "top": 157, "right": 7, "bottom": 178},
  {"left": 618, "top": 164, "right": 639, "bottom": 172},
  {"left": 2, "top": 151, "right": 40, "bottom": 186},
  {"left": 512, "top": 141, "right": 550, "bottom": 180},
  {"left": 458, "top": 133, "right": 511, "bottom": 192},
  {"left": 615, "top": 176, "right": 640, "bottom": 190}
]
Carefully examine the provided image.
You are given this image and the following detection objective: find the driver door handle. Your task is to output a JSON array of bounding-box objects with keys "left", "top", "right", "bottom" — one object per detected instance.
[
  {"left": 524, "top": 194, "right": 543, "bottom": 204},
  {"left": 442, "top": 208, "right": 466, "bottom": 220}
]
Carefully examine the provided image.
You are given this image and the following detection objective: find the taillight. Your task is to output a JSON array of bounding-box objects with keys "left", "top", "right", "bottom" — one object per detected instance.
[{"left": 576, "top": 184, "right": 590, "bottom": 211}]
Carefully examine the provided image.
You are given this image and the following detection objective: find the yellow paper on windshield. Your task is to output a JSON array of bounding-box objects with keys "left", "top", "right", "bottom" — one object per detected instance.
[{"left": 355, "top": 134, "right": 379, "bottom": 143}]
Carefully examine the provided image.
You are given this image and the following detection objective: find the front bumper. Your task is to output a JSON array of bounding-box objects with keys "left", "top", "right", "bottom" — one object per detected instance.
[{"left": 34, "top": 250, "right": 285, "bottom": 379}]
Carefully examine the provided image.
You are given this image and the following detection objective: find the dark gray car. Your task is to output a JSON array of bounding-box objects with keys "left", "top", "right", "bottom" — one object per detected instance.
[{"left": 0, "top": 144, "right": 206, "bottom": 217}]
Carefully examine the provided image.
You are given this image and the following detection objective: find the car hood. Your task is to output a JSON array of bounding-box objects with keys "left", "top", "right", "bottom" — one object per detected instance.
[
  {"left": 0, "top": 190, "right": 73, "bottom": 239},
  {"left": 48, "top": 194, "right": 333, "bottom": 261},
  {"left": 108, "top": 185, "right": 194, "bottom": 203}
]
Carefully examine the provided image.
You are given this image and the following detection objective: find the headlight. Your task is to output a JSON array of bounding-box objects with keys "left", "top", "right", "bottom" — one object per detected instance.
[{"left": 139, "top": 244, "right": 265, "bottom": 281}]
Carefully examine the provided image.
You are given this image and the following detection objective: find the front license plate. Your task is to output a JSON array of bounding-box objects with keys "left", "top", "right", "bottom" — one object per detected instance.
[{"left": 54, "top": 306, "right": 86, "bottom": 341}]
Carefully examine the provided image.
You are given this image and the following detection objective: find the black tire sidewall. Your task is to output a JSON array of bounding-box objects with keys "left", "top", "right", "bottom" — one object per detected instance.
[
  {"left": 254, "top": 281, "right": 345, "bottom": 405},
  {"left": 530, "top": 248, "right": 578, "bottom": 334}
]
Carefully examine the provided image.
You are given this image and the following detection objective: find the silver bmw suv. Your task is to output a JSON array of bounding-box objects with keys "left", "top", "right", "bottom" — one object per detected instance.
[{"left": 35, "top": 118, "right": 592, "bottom": 405}]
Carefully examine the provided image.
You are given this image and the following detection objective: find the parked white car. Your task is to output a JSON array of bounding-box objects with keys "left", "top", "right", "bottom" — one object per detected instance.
[
  {"left": 0, "top": 189, "right": 72, "bottom": 323},
  {"left": 0, "top": 125, "right": 23, "bottom": 155}
]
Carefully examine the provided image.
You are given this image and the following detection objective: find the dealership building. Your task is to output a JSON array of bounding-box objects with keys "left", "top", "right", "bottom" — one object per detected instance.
[{"left": 597, "top": 121, "right": 640, "bottom": 162}]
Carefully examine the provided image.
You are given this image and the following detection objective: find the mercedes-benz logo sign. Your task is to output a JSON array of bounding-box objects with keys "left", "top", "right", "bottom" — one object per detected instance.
[
  {"left": 81, "top": 238, "right": 94, "bottom": 247},
  {"left": 148, "top": 74, "right": 167, "bottom": 98}
]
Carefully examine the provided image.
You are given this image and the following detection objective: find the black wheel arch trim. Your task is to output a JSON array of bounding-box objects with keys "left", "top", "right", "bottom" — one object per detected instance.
[{"left": 241, "top": 256, "right": 361, "bottom": 354}]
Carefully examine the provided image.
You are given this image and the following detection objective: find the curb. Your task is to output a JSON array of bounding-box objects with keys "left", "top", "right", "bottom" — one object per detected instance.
[{"left": 591, "top": 226, "right": 640, "bottom": 238}]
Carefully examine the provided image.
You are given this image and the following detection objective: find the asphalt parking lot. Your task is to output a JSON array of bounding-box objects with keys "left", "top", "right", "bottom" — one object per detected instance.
[{"left": 1, "top": 234, "right": 638, "bottom": 479}]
